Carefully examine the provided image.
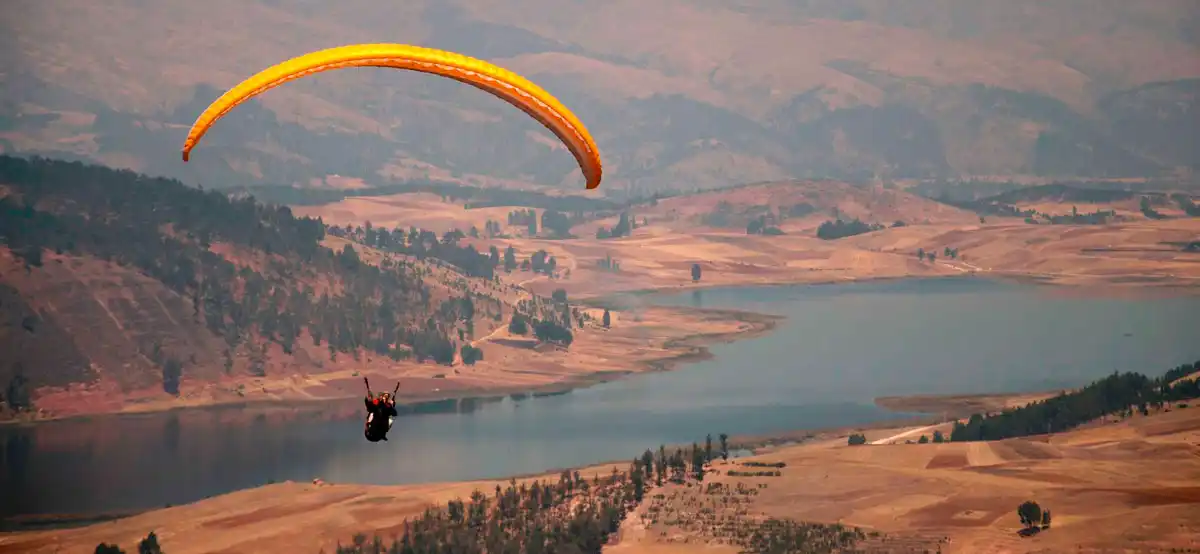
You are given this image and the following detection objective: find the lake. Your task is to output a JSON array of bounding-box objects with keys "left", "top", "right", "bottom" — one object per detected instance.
[{"left": 3, "top": 277, "right": 1199, "bottom": 520}]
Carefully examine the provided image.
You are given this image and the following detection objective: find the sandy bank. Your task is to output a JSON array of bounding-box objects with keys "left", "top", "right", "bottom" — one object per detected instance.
[
  {"left": 2, "top": 305, "right": 779, "bottom": 426},
  {"left": 6, "top": 398, "right": 1198, "bottom": 553}
]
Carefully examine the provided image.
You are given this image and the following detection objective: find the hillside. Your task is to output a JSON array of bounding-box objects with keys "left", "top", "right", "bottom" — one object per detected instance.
[
  {"left": 1, "top": 0, "right": 1198, "bottom": 194},
  {"left": 0, "top": 156, "right": 748, "bottom": 420},
  {"left": 6, "top": 365, "right": 1200, "bottom": 553},
  {"left": 290, "top": 179, "right": 1200, "bottom": 305}
]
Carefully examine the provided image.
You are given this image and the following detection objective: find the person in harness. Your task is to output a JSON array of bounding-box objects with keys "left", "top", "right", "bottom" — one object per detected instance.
[{"left": 363, "top": 377, "right": 399, "bottom": 442}]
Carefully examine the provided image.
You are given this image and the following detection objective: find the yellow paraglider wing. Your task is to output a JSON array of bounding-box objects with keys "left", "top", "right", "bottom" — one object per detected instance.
[{"left": 181, "top": 44, "right": 603, "bottom": 189}]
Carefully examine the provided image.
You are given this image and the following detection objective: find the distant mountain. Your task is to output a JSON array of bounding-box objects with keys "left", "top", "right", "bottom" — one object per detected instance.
[{"left": 1, "top": 0, "right": 1197, "bottom": 193}]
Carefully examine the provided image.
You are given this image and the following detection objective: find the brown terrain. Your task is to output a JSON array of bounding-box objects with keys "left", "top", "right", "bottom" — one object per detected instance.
[
  {"left": 3, "top": 2, "right": 1199, "bottom": 552},
  {"left": 4, "top": 395, "right": 1198, "bottom": 553},
  {"left": 0, "top": 239, "right": 774, "bottom": 422},
  {"left": 3, "top": 0, "right": 1197, "bottom": 189},
  {"left": 300, "top": 181, "right": 1200, "bottom": 302},
  {"left": 4, "top": 177, "right": 1197, "bottom": 424}
]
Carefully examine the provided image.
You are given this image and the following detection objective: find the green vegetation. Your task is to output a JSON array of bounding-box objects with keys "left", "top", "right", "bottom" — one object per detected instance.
[
  {"left": 460, "top": 344, "right": 484, "bottom": 365},
  {"left": 740, "top": 461, "right": 786, "bottom": 468},
  {"left": 3, "top": 365, "right": 32, "bottom": 413},
  {"left": 533, "top": 319, "right": 574, "bottom": 347},
  {"left": 595, "top": 211, "right": 634, "bottom": 239},
  {"left": 1017, "top": 501, "right": 1051, "bottom": 535},
  {"left": 596, "top": 253, "right": 620, "bottom": 272},
  {"left": 727, "top": 470, "right": 782, "bottom": 477},
  {"left": 0, "top": 156, "right": 562, "bottom": 379},
  {"left": 526, "top": 249, "right": 557, "bottom": 276},
  {"left": 1172, "top": 194, "right": 1200, "bottom": 216},
  {"left": 816, "top": 219, "right": 882, "bottom": 240},
  {"left": 951, "top": 359, "right": 1200, "bottom": 442},
  {"left": 97, "top": 430, "right": 866, "bottom": 553},
  {"left": 847, "top": 433, "right": 867, "bottom": 446},
  {"left": 1139, "top": 196, "right": 1167, "bottom": 220},
  {"left": 508, "top": 208, "right": 538, "bottom": 236},
  {"left": 741, "top": 519, "right": 865, "bottom": 554},
  {"left": 322, "top": 432, "right": 867, "bottom": 554},
  {"left": 539, "top": 210, "right": 575, "bottom": 238},
  {"left": 508, "top": 313, "right": 529, "bottom": 336},
  {"left": 94, "top": 531, "right": 163, "bottom": 554},
  {"left": 745, "top": 215, "right": 783, "bottom": 235}
]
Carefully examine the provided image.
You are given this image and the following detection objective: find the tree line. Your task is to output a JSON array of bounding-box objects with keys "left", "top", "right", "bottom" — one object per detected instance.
[
  {"left": 0, "top": 157, "right": 530, "bottom": 390},
  {"left": 93, "top": 430, "right": 867, "bottom": 553},
  {"left": 815, "top": 219, "right": 883, "bottom": 240},
  {"left": 950, "top": 359, "right": 1200, "bottom": 442}
]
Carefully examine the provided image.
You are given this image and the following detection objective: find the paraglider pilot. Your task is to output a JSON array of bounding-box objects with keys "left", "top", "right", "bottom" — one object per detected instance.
[{"left": 363, "top": 377, "right": 399, "bottom": 442}]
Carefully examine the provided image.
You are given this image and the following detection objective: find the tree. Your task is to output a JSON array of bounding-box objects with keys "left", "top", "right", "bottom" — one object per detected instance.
[
  {"left": 461, "top": 344, "right": 484, "bottom": 365},
  {"left": 137, "top": 531, "right": 163, "bottom": 554},
  {"left": 602, "top": 309, "right": 611, "bottom": 328},
  {"left": 508, "top": 313, "right": 529, "bottom": 335},
  {"left": 551, "top": 289, "right": 568, "bottom": 304},
  {"left": 533, "top": 319, "right": 573, "bottom": 346},
  {"left": 847, "top": 433, "right": 867, "bottom": 446},
  {"left": 1017, "top": 501, "right": 1042, "bottom": 529},
  {"left": 705, "top": 434, "right": 713, "bottom": 462},
  {"left": 18, "top": 245, "right": 43, "bottom": 269},
  {"left": 541, "top": 210, "right": 573, "bottom": 238},
  {"left": 746, "top": 217, "right": 764, "bottom": 235},
  {"left": 918, "top": 434, "right": 929, "bottom": 444},
  {"left": 5, "top": 366, "right": 32, "bottom": 412},
  {"left": 719, "top": 433, "right": 729, "bottom": 461},
  {"left": 611, "top": 212, "right": 632, "bottom": 238},
  {"left": 1041, "top": 509, "right": 1052, "bottom": 529},
  {"left": 816, "top": 219, "right": 882, "bottom": 240},
  {"left": 162, "top": 358, "right": 183, "bottom": 396},
  {"left": 917, "top": 248, "right": 925, "bottom": 261},
  {"left": 691, "top": 263, "right": 702, "bottom": 282},
  {"left": 338, "top": 244, "right": 361, "bottom": 271},
  {"left": 932, "top": 430, "right": 945, "bottom": 443},
  {"left": 94, "top": 544, "right": 125, "bottom": 554},
  {"left": 503, "top": 246, "right": 517, "bottom": 272}
]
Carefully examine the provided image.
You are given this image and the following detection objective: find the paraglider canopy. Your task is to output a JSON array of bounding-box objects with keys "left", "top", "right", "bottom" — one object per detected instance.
[{"left": 180, "top": 43, "right": 603, "bottom": 190}]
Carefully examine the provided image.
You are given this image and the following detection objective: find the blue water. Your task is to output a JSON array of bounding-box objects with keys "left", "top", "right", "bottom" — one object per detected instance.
[{"left": 3, "top": 278, "right": 1198, "bottom": 518}]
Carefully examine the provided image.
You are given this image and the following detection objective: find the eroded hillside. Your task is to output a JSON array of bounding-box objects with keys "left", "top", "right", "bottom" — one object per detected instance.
[
  {"left": 1, "top": 0, "right": 1197, "bottom": 191},
  {"left": 0, "top": 156, "right": 586, "bottom": 418}
]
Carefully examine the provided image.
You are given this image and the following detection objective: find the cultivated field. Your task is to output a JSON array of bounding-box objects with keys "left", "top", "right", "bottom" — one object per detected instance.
[{"left": 6, "top": 399, "right": 1198, "bottom": 553}]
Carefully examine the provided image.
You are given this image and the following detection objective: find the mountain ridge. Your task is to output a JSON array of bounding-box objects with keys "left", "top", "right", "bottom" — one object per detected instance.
[{"left": 1, "top": 0, "right": 1197, "bottom": 192}]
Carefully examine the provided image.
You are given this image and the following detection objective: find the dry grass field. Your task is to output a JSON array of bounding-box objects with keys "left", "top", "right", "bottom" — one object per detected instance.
[
  {"left": 609, "top": 406, "right": 1200, "bottom": 554},
  {"left": 5, "top": 399, "right": 1197, "bottom": 553},
  {"left": 297, "top": 182, "right": 1200, "bottom": 301}
]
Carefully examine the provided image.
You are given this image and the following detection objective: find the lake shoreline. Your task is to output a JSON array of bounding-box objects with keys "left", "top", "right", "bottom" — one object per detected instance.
[
  {"left": 578, "top": 271, "right": 1200, "bottom": 304},
  {"left": 0, "top": 390, "right": 1005, "bottom": 532},
  {"left": 7, "top": 270, "right": 1195, "bottom": 427},
  {"left": 0, "top": 304, "right": 781, "bottom": 427}
]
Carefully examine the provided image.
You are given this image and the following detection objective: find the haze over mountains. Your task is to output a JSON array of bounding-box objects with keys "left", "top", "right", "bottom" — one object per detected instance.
[{"left": 1, "top": 0, "right": 1198, "bottom": 193}]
